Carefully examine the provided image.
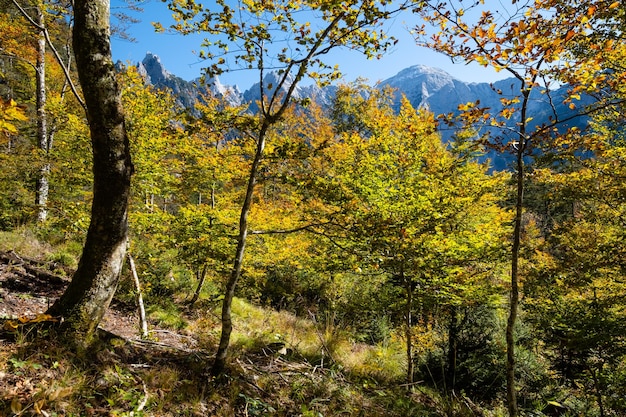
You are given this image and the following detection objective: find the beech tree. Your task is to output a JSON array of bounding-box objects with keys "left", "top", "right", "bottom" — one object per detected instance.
[
  {"left": 8, "top": 0, "right": 84, "bottom": 222},
  {"left": 47, "top": 0, "right": 133, "bottom": 344},
  {"left": 523, "top": 5, "right": 626, "bottom": 410},
  {"left": 164, "top": 0, "right": 413, "bottom": 375},
  {"left": 413, "top": 0, "right": 624, "bottom": 412},
  {"left": 301, "top": 85, "right": 508, "bottom": 385}
]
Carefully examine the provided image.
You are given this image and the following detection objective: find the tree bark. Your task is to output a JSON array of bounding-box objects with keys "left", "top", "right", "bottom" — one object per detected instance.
[
  {"left": 212, "top": 123, "right": 268, "bottom": 376},
  {"left": 128, "top": 253, "right": 148, "bottom": 338},
  {"left": 35, "top": 7, "right": 49, "bottom": 223},
  {"left": 403, "top": 265, "right": 414, "bottom": 387},
  {"left": 446, "top": 306, "right": 458, "bottom": 393},
  {"left": 189, "top": 263, "right": 208, "bottom": 308},
  {"left": 48, "top": 0, "right": 132, "bottom": 345},
  {"left": 506, "top": 86, "right": 530, "bottom": 417}
]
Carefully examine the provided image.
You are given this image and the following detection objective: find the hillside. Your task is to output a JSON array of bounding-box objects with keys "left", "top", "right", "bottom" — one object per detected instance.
[
  {"left": 0, "top": 233, "right": 486, "bottom": 417},
  {"left": 3, "top": 1, "right": 626, "bottom": 415}
]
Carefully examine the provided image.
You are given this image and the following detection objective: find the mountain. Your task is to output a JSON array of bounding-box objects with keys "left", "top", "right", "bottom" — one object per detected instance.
[
  {"left": 380, "top": 64, "right": 590, "bottom": 131},
  {"left": 131, "top": 53, "right": 337, "bottom": 112},
  {"left": 242, "top": 71, "right": 337, "bottom": 113},
  {"left": 128, "top": 53, "right": 591, "bottom": 169},
  {"left": 379, "top": 65, "right": 591, "bottom": 169},
  {"left": 380, "top": 65, "right": 500, "bottom": 114},
  {"left": 134, "top": 52, "right": 242, "bottom": 108}
]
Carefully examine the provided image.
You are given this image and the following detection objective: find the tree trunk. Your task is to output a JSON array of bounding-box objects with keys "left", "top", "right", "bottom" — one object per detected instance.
[
  {"left": 48, "top": 0, "right": 132, "bottom": 345},
  {"left": 589, "top": 366, "right": 606, "bottom": 417},
  {"left": 35, "top": 7, "right": 49, "bottom": 223},
  {"left": 189, "top": 263, "right": 208, "bottom": 307},
  {"left": 403, "top": 265, "right": 414, "bottom": 387},
  {"left": 212, "top": 123, "right": 268, "bottom": 376},
  {"left": 128, "top": 253, "right": 148, "bottom": 338},
  {"left": 506, "top": 87, "right": 530, "bottom": 417},
  {"left": 446, "top": 306, "right": 458, "bottom": 393}
]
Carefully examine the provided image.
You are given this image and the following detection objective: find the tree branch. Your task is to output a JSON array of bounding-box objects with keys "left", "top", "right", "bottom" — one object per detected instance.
[{"left": 11, "top": 0, "right": 86, "bottom": 110}]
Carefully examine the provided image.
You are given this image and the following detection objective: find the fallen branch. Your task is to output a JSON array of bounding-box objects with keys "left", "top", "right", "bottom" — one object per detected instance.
[
  {"left": 0, "top": 251, "right": 69, "bottom": 284},
  {"left": 129, "top": 378, "right": 148, "bottom": 417}
]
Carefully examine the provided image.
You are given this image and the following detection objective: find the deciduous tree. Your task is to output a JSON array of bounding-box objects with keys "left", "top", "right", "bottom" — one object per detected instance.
[
  {"left": 9, "top": 0, "right": 84, "bottom": 222},
  {"left": 164, "top": 0, "right": 413, "bottom": 375},
  {"left": 301, "top": 85, "right": 508, "bottom": 385},
  {"left": 48, "top": 0, "right": 133, "bottom": 344},
  {"left": 413, "top": 0, "right": 616, "bottom": 412}
]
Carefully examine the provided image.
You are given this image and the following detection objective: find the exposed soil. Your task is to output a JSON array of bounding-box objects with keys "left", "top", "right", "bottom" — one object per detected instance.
[
  {"left": 0, "top": 250, "right": 216, "bottom": 414},
  {"left": 0, "top": 250, "right": 196, "bottom": 349}
]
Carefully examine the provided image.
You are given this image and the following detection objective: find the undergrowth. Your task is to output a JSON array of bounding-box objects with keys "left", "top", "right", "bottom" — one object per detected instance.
[
  {"left": 0, "top": 229, "right": 507, "bottom": 416},
  {"left": 0, "top": 330, "right": 481, "bottom": 416}
]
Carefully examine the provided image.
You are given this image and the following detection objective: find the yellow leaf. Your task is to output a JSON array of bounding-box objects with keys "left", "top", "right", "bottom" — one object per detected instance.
[
  {"left": 11, "top": 398, "right": 22, "bottom": 414},
  {"left": 32, "top": 314, "right": 56, "bottom": 323},
  {"left": 3, "top": 320, "right": 19, "bottom": 332},
  {"left": 48, "top": 386, "right": 74, "bottom": 401},
  {"left": 476, "top": 55, "right": 489, "bottom": 66},
  {"left": 34, "top": 398, "right": 45, "bottom": 414}
]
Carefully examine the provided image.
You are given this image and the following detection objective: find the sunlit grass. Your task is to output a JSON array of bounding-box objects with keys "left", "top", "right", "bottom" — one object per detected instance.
[
  {"left": 222, "top": 296, "right": 407, "bottom": 382},
  {"left": 0, "top": 228, "right": 80, "bottom": 273},
  {"left": 0, "top": 228, "right": 53, "bottom": 258},
  {"left": 0, "top": 233, "right": 491, "bottom": 416},
  {"left": 146, "top": 300, "right": 187, "bottom": 330}
]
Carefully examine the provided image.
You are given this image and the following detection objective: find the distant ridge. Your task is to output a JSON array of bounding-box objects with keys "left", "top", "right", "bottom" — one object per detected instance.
[{"left": 122, "top": 53, "right": 591, "bottom": 170}]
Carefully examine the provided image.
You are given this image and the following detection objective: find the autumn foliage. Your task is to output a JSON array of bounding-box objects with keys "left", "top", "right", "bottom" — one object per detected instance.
[{"left": 1, "top": 0, "right": 626, "bottom": 415}]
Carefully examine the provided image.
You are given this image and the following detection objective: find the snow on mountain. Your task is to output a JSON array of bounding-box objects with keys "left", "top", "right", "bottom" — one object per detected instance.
[
  {"left": 381, "top": 65, "right": 484, "bottom": 112},
  {"left": 241, "top": 71, "right": 336, "bottom": 112}
]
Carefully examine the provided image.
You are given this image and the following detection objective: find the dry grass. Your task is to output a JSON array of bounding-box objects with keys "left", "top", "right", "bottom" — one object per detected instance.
[
  {"left": 0, "top": 228, "right": 54, "bottom": 259},
  {"left": 0, "top": 231, "right": 496, "bottom": 416}
]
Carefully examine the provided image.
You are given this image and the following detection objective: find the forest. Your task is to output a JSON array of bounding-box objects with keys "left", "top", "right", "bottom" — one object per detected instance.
[{"left": 0, "top": 0, "right": 625, "bottom": 416}]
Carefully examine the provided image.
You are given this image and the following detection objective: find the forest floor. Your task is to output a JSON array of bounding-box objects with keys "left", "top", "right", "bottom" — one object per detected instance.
[
  {"left": 0, "top": 249, "right": 459, "bottom": 417},
  {"left": 0, "top": 250, "right": 194, "bottom": 350}
]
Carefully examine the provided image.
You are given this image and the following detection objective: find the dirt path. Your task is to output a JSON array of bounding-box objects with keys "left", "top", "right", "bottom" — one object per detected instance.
[{"left": 0, "top": 250, "right": 196, "bottom": 350}]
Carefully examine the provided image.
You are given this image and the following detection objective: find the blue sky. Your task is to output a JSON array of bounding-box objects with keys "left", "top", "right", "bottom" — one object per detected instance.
[{"left": 110, "top": 1, "right": 508, "bottom": 89}]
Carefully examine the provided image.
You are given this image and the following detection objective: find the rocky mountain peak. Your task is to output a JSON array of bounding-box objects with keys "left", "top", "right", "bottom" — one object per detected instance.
[{"left": 139, "top": 52, "right": 171, "bottom": 85}]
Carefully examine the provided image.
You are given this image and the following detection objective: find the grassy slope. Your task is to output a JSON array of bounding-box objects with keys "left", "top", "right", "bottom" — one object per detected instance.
[{"left": 0, "top": 230, "right": 503, "bottom": 416}]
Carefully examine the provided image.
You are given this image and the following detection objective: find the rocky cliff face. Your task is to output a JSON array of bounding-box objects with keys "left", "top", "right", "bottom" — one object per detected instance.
[
  {"left": 379, "top": 65, "right": 591, "bottom": 169},
  {"left": 380, "top": 64, "right": 589, "bottom": 131},
  {"left": 136, "top": 52, "right": 242, "bottom": 109}
]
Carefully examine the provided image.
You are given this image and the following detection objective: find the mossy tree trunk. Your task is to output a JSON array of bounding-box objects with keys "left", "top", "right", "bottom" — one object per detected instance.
[{"left": 48, "top": 0, "right": 132, "bottom": 345}]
